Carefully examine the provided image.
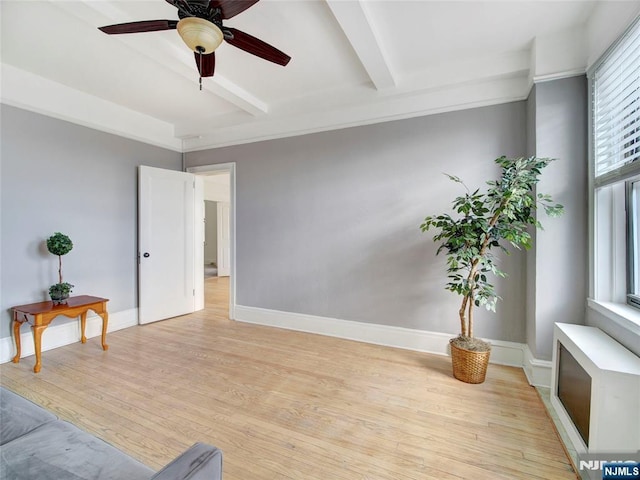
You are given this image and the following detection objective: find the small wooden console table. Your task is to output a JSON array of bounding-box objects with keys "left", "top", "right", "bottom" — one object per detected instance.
[{"left": 12, "top": 295, "right": 109, "bottom": 373}]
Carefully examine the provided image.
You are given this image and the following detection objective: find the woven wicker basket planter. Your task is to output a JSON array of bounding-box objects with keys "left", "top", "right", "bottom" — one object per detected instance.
[{"left": 449, "top": 340, "right": 491, "bottom": 384}]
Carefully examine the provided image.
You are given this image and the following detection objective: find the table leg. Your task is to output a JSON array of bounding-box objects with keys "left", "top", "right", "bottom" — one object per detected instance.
[
  {"left": 12, "top": 312, "right": 22, "bottom": 363},
  {"left": 99, "top": 311, "right": 109, "bottom": 351},
  {"left": 31, "top": 325, "right": 47, "bottom": 373},
  {"left": 80, "top": 311, "right": 87, "bottom": 343}
]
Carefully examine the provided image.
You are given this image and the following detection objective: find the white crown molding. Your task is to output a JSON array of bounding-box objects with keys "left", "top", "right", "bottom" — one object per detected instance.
[
  {"left": 1, "top": 64, "right": 182, "bottom": 152},
  {"left": 183, "top": 75, "right": 528, "bottom": 151},
  {"left": 235, "top": 304, "right": 525, "bottom": 368},
  {"left": 530, "top": 25, "right": 587, "bottom": 84},
  {"left": 532, "top": 69, "right": 586, "bottom": 84},
  {"left": 0, "top": 308, "right": 138, "bottom": 365}
]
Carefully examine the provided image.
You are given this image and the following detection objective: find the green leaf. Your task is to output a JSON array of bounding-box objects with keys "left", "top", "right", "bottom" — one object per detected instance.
[{"left": 444, "top": 173, "right": 462, "bottom": 183}]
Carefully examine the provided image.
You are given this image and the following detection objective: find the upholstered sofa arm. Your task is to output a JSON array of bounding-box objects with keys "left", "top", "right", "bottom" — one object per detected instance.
[{"left": 151, "top": 442, "right": 223, "bottom": 480}]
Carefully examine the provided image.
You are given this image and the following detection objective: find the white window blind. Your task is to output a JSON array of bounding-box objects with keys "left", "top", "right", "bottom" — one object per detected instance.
[{"left": 594, "top": 18, "right": 640, "bottom": 178}]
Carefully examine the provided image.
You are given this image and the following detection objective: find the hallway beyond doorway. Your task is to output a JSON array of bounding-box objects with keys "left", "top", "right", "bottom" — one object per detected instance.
[{"left": 205, "top": 276, "right": 229, "bottom": 319}]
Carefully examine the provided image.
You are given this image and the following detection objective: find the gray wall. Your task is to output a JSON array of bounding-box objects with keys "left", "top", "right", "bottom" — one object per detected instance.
[
  {"left": 526, "top": 76, "right": 589, "bottom": 360},
  {"left": 0, "top": 105, "right": 182, "bottom": 338},
  {"left": 204, "top": 201, "right": 218, "bottom": 265},
  {"left": 186, "top": 102, "right": 531, "bottom": 342}
]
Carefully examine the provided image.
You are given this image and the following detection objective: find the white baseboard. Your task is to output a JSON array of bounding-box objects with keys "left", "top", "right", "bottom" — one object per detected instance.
[
  {"left": 522, "top": 344, "right": 553, "bottom": 387},
  {"left": 235, "top": 305, "right": 525, "bottom": 368},
  {"left": 0, "top": 308, "right": 138, "bottom": 364}
]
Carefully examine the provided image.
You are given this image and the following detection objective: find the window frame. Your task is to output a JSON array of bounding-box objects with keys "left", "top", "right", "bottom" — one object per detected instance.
[
  {"left": 589, "top": 15, "right": 640, "bottom": 315},
  {"left": 627, "top": 175, "right": 640, "bottom": 308}
]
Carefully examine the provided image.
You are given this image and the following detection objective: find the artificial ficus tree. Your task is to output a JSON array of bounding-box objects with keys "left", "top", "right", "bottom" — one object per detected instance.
[{"left": 420, "top": 156, "right": 563, "bottom": 350}]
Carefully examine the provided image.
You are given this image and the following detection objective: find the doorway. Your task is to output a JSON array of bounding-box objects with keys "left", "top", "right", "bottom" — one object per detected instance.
[
  {"left": 202, "top": 185, "right": 230, "bottom": 311},
  {"left": 187, "top": 163, "right": 235, "bottom": 319}
]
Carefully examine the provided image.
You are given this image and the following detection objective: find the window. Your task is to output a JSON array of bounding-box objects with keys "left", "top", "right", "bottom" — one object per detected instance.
[{"left": 591, "top": 17, "right": 640, "bottom": 310}]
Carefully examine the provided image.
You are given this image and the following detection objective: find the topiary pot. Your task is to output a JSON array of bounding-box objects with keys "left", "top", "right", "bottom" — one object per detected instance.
[
  {"left": 49, "top": 282, "right": 74, "bottom": 305},
  {"left": 50, "top": 292, "right": 69, "bottom": 305}
]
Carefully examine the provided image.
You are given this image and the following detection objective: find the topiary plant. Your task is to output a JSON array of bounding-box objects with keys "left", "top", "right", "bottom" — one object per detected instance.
[{"left": 47, "top": 232, "right": 73, "bottom": 285}]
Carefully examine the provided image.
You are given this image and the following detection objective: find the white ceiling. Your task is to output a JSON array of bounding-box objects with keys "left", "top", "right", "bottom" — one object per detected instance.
[{"left": 1, "top": 1, "right": 639, "bottom": 152}]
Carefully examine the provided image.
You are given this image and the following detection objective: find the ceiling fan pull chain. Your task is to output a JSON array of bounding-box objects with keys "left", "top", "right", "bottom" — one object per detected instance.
[{"left": 198, "top": 49, "right": 203, "bottom": 91}]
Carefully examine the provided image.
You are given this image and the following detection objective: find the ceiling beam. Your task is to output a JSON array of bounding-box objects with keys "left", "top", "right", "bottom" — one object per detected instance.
[
  {"left": 326, "top": 0, "right": 395, "bottom": 91},
  {"left": 209, "top": 75, "right": 267, "bottom": 116},
  {"left": 50, "top": 0, "right": 267, "bottom": 116},
  {"left": 1, "top": 63, "right": 182, "bottom": 151}
]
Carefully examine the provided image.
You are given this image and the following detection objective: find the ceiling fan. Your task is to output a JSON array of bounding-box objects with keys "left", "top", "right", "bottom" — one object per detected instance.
[{"left": 98, "top": 0, "right": 291, "bottom": 89}]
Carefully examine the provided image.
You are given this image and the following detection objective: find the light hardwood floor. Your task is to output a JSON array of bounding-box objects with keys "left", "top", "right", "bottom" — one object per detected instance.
[{"left": 1, "top": 277, "right": 577, "bottom": 479}]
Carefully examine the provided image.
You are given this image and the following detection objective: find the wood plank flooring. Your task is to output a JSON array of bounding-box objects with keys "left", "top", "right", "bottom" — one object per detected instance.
[{"left": 0, "top": 277, "right": 577, "bottom": 479}]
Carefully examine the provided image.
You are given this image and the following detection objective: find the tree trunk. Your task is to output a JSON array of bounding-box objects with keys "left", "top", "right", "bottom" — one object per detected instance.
[
  {"left": 467, "top": 293, "right": 474, "bottom": 338},
  {"left": 459, "top": 296, "right": 469, "bottom": 337},
  {"left": 463, "top": 260, "right": 480, "bottom": 337},
  {"left": 58, "top": 255, "right": 63, "bottom": 284},
  {"left": 460, "top": 197, "right": 509, "bottom": 338}
]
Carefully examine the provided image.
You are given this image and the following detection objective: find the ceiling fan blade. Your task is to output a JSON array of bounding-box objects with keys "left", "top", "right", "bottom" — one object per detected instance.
[
  {"left": 210, "top": 0, "right": 260, "bottom": 19},
  {"left": 224, "top": 27, "right": 290, "bottom": 66},
  {"left": 194, "top": 51, "right": 216, "bottom": 77},
  {"left": 99, "top": 20, "right": 178, "bottom": 35}
]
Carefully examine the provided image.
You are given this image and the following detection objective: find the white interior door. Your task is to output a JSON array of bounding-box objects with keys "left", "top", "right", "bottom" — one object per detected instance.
[
  {"left": 139, "top": 166, "right": 202, "bottom": 324},
  {"left": 217, "top": 201, "right": 230, "bottom": 277}
]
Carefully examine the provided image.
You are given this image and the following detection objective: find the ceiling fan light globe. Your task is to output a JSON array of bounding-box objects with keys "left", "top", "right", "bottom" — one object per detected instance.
[{"left": 176, "top": 17, "right": 223, "bottom": 54}]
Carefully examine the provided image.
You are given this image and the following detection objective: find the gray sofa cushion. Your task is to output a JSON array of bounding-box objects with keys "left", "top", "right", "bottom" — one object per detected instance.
[
  {"left": 0, "top": 419, "right": 154, "bottom": 480},
  {"left": 151, "top": 443, "right": 222, "bottom": 480},
  {"left": 0, "top": 387, "right": 57, "bottom": 445},
  {"left": 0, "top": 387, "right": 223, "bottom": 480}
]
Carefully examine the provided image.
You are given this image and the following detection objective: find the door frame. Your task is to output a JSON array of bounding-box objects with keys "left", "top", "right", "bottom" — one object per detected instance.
[{"left": 187, "top": 163, "right": 236, "bottom": 320}]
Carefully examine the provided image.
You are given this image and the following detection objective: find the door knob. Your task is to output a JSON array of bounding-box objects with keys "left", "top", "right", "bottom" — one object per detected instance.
[{"left": 143, "top": 252, "right": 150, "bottom": 258}]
